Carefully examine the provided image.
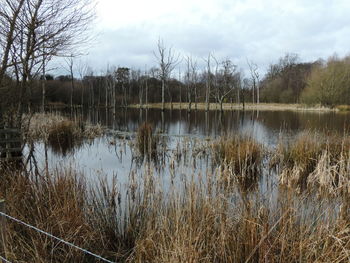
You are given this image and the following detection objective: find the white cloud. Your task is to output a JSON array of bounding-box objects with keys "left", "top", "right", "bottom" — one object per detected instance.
[{"left": 79, "top": 0, "right": 350, "bottom": 75}]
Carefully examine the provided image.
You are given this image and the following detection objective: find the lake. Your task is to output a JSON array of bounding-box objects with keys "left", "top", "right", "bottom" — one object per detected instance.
[{"left": 23, "top": 108, "right": 350, "bottom": 194}]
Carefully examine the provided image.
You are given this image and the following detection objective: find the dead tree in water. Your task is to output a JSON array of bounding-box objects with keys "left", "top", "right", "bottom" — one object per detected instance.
[
  {"left": 154, "top": 39, "right": 179, "bottom": 111},
  {"left": 65, "top": 56, "right": 75, "bottom": 109},
  {"left": 185, "top": 56, "right": 192, "bottom": 113},
  {"left": 190, "top": 57, "right": 198, "bottom": 111},
  {"left": 116, "top": 67, "right": 130, "bottom": 108},
  {"left": 204, "top": 53, "right": 212, "bottom": 112},
  {"left": 247, "top": 60, "right": 260, "bottom": 104},
  {"left": 212, "top": 59, "right": 236, "bottom": 112}
]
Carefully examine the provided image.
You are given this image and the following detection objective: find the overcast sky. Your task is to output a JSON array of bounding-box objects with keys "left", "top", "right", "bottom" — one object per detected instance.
[{"left": 78, "top": 0, "right": 350, "bottom": 75}]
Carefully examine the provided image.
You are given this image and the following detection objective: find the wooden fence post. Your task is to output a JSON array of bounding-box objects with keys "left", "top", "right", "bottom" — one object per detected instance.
[{"left": 0, "top": 200, "right": 6, "bottom": 261}]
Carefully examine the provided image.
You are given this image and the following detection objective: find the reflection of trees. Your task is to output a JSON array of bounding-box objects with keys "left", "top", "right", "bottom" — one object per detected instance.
[{"left": 77, "top": 108, "right": 350, "bottom": 139}]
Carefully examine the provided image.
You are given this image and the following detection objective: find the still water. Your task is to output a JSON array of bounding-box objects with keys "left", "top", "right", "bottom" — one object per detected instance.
[
  {"left": 81, "top": 108, "right": 350, "bottom": 139},
  {"left": 27, "top": 108, "right": 350, "bottom": 188}
]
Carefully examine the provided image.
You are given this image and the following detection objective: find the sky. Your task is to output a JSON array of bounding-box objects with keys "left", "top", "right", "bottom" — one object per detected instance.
[{"left": 77, "top": 0, "right": 350, "bottom": 76}]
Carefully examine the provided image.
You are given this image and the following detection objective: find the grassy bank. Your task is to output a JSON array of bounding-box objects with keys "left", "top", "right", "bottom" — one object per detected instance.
[{"left": 130, "top": 102, "right": 336, "bottom": 112}]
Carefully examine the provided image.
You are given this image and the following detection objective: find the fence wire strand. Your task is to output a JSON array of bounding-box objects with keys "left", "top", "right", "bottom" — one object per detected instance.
[
  {"left": 0, "top": 255, "right": 11, "bottom": 263},
  {"left": 0, "top": 211, "right": 115, "bottom": 263}
]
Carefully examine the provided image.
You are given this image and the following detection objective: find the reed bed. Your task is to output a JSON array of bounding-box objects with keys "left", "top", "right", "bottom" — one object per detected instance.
[
  {"left": 1, "top": 164, "right": 350, "bottom": 262},
  {"left": 24, "top": 113, "right": 103, "bottom": 142},
  {"left": 212, "top": 136, "right": 264, "bottom": 191},
  {"left": 135, "top": 122, "right": 168, "bottom": 163},
  {"left": 274, "top": 132, "right": 350, "bottom": 196},
  {"left": 1, "top": 132, "right": 350, "bottom": 262},
  {"left": 136, "top": 122, "right": 158, "bottom": 158},
  {"left": 24, "top": 113, "right": 103, "bottom": 155}
]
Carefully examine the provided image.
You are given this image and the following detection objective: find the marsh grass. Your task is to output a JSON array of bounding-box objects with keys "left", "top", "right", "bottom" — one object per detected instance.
[
  {"left": 212, "top": 136, "right": 264, "bottom": 191},
  {"left": 2, "top": 164, "right": 350, "bottom": 262},
  {"left": 136, "top": 122, "right": 159, "bottom": 161},
  {"left": 24, "top": 113, "right": 103, "bottom": 155},
  {"left": 336, "top": 105, "right": 350, "bottom": 111},
  {"left": 3, "top": 132, "right": 350, "bottom": 262},
  {"left": 47, "top": 120, "right": 81, "bottom": 155},
  {"left": 275, "top": 132, "right": 350, "bottom": 195}
]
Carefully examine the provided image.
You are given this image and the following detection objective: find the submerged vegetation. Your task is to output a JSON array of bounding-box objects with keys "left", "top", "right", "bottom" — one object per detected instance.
[
  {"left": 1, "top": 126, "right": 350, "bottom": 262},
  {"left": 0, "top": 151, "right": 349, "bottom": 261}
]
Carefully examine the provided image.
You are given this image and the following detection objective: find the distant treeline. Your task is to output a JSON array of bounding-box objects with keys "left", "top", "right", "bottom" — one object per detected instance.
[
  {"left": 261, "top": 54, "right": 350, "bottom": 106},
  {"left": 2, "top": 53, "right": 350, "bottom": 111}
]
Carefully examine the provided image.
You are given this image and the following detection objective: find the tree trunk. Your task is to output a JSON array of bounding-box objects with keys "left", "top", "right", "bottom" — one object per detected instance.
[
  {"left": 187, "top": 86, "right": 191, "bottom": 113},
  {"left": 194, "top": 86, "right": 197, "bottom": 111},
  {"left": 145, "top": 77, "right": 148, "bottom": 109},
  {"left": 161, "top": 78, "right": 165, "bottom": 111}
]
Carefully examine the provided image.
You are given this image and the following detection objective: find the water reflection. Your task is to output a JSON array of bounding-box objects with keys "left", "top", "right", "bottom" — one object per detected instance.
[{"left": 55, "top": 108, "right": 350, "bottom": 146}]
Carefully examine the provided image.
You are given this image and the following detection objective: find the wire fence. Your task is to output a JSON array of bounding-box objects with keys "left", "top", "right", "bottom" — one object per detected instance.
[
  {"left": 0, "top": 255, "right": 11, "bottom": 263},
  {"left": 0, "top": 211, "right": 115, "bottom": 263}
]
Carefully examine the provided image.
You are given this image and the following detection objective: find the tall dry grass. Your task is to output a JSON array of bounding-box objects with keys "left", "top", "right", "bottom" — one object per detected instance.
[
  {"left": 212, "top": 135, "right": 264, "bottom": 191},
  {"left": 24, "top": 113, "right": 103, "bottom": 155},
  {"left": 2, "top": 165, "right": 350, "bottom": 262},
  {"left": 1, "top": 132, "right": 350, "bottom": 262},
  {"left": 136, "top": 122, "right": 161, "bottom": 162},
  {"left": 274, "top": 132, "right": 350, "bottom": 195}
]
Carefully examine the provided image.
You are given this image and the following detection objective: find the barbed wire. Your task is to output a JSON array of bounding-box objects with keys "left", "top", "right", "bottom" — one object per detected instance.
[
  {"left": 0, "top": 211, "right": 115, "bottom": 263},
  {"left": 0, "top": 255, "right": 12, "bottom": 263}
]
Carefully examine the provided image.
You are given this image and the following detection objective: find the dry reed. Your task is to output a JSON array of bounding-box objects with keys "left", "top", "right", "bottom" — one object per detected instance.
[
  {"left": 212, "top": 135, "right": 264, "bottom": 191},
  {"left": 275, "top": 131, "right": 350, "bottom": 195},
  {"left": 1, "top": 132, "right": 350, "bottom": 262}
]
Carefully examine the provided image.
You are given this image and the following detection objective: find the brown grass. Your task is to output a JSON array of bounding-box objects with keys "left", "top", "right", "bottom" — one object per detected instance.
[
  {"left": 130, "top": 102, "right": 336, "bottom": 112},
  {"left": 23, "top": 113, "right": 103, "bottom": 155},
  {"left": 2, "top": 133, "right": 350, "bottom": 262},
  {"left": 336, "top": 105, "right": 350, "bottom": 111},
  {"left": 1, "top": 165, "right": 350, "bottom": 262},
  {"left": 24, "top": 113, "right": 104, "bottom": 143},
  {"left": 47, "top": 120, "right": 79, "bottom": 154},
  {"left": 212, "top": 136, "right": 264, "bottom": 190},
  {"left": 274, "top": 132, "right": 350, "bottom": 195},
  {"left": 136, "top": 122, "right": 159, "bottom": 160}
]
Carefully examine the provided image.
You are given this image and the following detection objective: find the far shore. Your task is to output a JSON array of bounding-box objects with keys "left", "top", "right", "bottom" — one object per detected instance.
[{"left": 129, "top": 102, "right": 338, "bottom": 112}]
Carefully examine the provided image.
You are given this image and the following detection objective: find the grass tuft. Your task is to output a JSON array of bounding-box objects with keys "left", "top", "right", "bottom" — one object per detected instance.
[{"left": 136, "top": 122, "right": 159, "bottom": 160}]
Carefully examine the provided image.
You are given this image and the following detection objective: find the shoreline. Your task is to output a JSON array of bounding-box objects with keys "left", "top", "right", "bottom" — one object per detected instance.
[{"left": 129, "top": 102, "right": 337, "bottom": 112}]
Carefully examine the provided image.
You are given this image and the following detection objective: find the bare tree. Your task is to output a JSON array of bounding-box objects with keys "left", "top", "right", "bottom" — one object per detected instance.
[
  {"left": 0, "top": 0, "right": 25, "bottom": 86},
  {"left": 64, "top": 56, "right": 75, "bottom": 109},
  {"left": 0, "top": 0, "right": 26, "bottom": 126},
  {"left": 144, "top": 67, "right": 149, "bottom": 108},
  {"left": 116, "top": 67, "right": 130, "bottom": 108},
  {"left": 190, "top": 57, "right": 198, "bottom": 110},
  {"left": 185, "top": 56, "right": 192, "bottom": 113},
  {"left": 247, "top": 60, "right": 260, "bottom": 104},
  {"left": 212, "top": 58, "right": 237, "bottom": 112},
  {"left": 77, "top": 59, "right": 89, "bottom": 107},
  {"left": 204, "top": 53, "right": 212, "bottom": 112},
  {"left": 178, "top": 69, "right": 182, "bottom": 109},
  {"left": 0, "top": 0, "right": 95, "bottom": 126},
  {"left": 154, "top": 39, "right": 179, "bottom": 111}
]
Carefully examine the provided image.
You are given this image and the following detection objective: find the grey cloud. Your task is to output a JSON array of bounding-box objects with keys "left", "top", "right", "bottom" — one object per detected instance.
[{"left": 82, "top": 0, "right": 350, "bottom": 76}]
